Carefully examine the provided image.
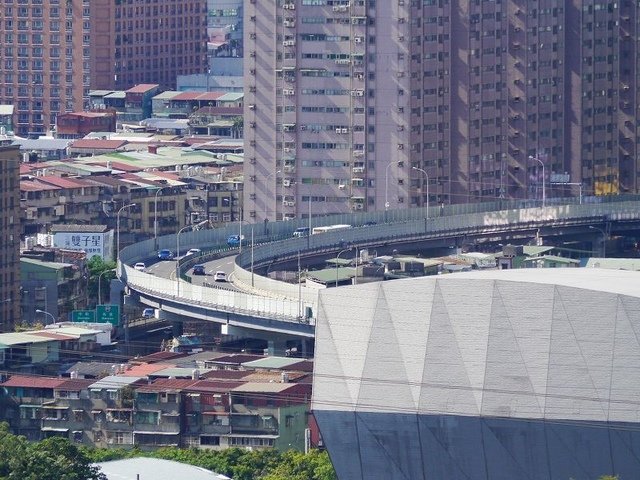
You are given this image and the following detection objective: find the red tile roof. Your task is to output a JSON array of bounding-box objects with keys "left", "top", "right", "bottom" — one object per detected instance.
[
  {"left": 20, "top": 164, "right": 35, "bottom": 174},
  {"left": 126, "top": 84, "right": 159, "bottom": 94},
  {"left": 121, "top": 363, "right": 174, "bottom": 377},
  {"left": 172, "top": 92, "right": 204, "bottom": 101},
  {"left": 21, "top": 180, "right": 61, "bottom": 192},
  {"left": 70, "top": 139, "right": 127, "bottom": 149},
  {"left": 1, "top": 375, "right": 65, "bottom": 389},
  {"left": 38, "top": 176, "right": 91, "bottom": 189},
  {"left": 56, "top": 378, "right": 94, "bottom": 391},
  {"left": 197, "top": 92, "right": 225, "bottom": 101}
]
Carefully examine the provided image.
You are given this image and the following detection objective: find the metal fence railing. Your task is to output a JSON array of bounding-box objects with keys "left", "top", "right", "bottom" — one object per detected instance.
[{"left": 119, "top": 197, "right": 640, "bottom": 326}]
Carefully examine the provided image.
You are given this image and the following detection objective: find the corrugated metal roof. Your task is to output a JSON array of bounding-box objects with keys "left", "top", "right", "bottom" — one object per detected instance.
[
  {"left": 20, "top": 180, "right": 61, "bottom": 192},
  {"left": 126, "top": 84, "right": 159, "bottom": 94},
  {"left": 152, "top": 91, "right": 181, "bottom": 100},
  {"left": 88, "top": 376, "right": 144, "bottom": 390},
  {"left": 1, "top": 375, "right": 65, "bottom": 389},
  {"left": 20, "top": 257, "right": 71, "bottom": 270},
  {"left": 242, "top": 357, "right": 304, "bottom": 369},
  {"left": 71, "top": 139, "right": 127, "bottom": 149},
  {"left": 231, "top": 382, "right": 296, "bottom": 393},
  {"left": 121, "top": 363, "right": 174, "bottom": 377},
  {"left": 96, "top": 458, "right": 231, "bottom": 480},
  {"left": 37, "top": 175, "right": 91, "bottom": 189},
  {"left": 0, "top": 331, "right": 56, "bottom": 345},
  {"left": 217, "top": 93, "right": 244, "bottom": 102},
  {"left": 50, "top": 224, "right": 109, "bottom": 233}
]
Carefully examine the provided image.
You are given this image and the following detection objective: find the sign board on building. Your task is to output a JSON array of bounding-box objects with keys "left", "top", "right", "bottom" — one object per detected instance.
[
  {"left": 550, "top": 173, "right": 571, "bottom": 184},
  {"left": 71, "top": 310, "right": 96, "bottom": 323},
  {"left": 96, "top": 304, "right": 120, "bottom": 326},
  {"left": 52, "top": 230, "right": 114, "bottom": 260}
]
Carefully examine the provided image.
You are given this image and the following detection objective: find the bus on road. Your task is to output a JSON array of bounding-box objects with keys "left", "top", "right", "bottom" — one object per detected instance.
[{"left": 311, "top": 224, "right": 352, "bottom": 235}]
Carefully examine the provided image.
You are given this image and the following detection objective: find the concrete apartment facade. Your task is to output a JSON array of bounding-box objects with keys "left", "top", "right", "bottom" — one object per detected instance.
[
  {"left": 244, "top": 0, "right": 639, "bottom": 219},
  {"left": 0, "top": 138, "right": 20, "bottom": 332},
  {"left": 0, "top": 0, "right": 207, "bottom": 137}
]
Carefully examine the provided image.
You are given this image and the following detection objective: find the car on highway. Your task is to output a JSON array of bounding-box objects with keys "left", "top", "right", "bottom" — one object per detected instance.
[
  {"left": 142, "top": 308, "right": 155, "bottom": 318},
  {"left": 157, "top": 249, "right": 174, "bottom": 260},
  {"left": 134, "top": 262, "right": 146, "bottom": 272},
  {"left": 186, "top": 248, "right": 201, "bottom": 256},
  {"left": 213, "top": 271, "right": 227, "bottom": 282},
  {"left": 192, "top": 264, "right": 206, "bottom": 275},
  {"left": 226, "top": 235, "right": 244, "bottom": 247},
  {"left": 293, "top": 227, "right": 310, "bottom": 237}
]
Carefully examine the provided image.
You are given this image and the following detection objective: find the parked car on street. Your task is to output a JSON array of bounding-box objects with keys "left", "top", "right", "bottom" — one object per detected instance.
[{"left": 157, "top": 249, "right": 174, "bottom": 260}]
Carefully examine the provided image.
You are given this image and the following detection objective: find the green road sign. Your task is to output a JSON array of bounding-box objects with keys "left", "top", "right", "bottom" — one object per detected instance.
[
  {"left": 71, "top": 310, "right": 96, "bottom": 322},
  {"left": 96, "top": 304, "right": 120, "bottom": 326}
]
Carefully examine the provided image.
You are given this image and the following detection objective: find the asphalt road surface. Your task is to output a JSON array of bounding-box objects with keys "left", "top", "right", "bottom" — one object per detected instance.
[{"left": 138, "top": 253, "right": 242, "bottom": 292}]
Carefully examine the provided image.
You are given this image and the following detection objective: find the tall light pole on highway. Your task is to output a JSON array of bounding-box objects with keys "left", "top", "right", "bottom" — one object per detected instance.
[
  {"left": 589, "top": 225, "right": 608, "bottom": 258},
  {"left": 116, "top": 203, "right": 136, "bottom": 264},
  {"left": 35, "top": 309, "right": 56, "bottom": 325},
  {"left": 412, "top": 167, "right": 429, "bottom": 219},
  {"left": 262, "top": 170, "right": 281, "bottom": 234},
  {"left": 176, "top": 220, "right": 210, "bottom": 296},
  {"left": 385, "top": 161, "right": 402, "bottom": 213},
  {"left": 335, "top": 247, "right": 352, "bottom": 287},
  {"left": 528, "top": 155, "right": 546, "bottom": 208}
]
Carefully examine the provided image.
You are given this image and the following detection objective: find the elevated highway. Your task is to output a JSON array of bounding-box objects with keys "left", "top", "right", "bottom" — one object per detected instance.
[{"left": 118, "top": 195, "right": 640, "bottom": 343}]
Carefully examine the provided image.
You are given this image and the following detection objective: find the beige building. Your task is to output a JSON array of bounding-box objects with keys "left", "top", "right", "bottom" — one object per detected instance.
[
  {"left": 0, "top": 138, "right": 20, "bottom": 332},
  {"left": 244, "top": 0, "right": 638, "bottom": 219}
]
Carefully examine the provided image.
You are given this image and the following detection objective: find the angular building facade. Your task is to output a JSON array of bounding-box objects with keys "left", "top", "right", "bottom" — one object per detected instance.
[
  {"left": 0, "top": 138, "right": 21, "bottom": 332},
  {"left": 244, "top": 1, "right": 639, "bottom": 219},
  {"left": 313, "top": 269, "right": 640, "bottom": 480}
]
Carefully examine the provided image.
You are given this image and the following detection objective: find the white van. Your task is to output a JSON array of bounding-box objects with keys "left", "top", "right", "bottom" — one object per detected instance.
[{"left": 293, "top": 227, "right": 310, "bottom": 237}]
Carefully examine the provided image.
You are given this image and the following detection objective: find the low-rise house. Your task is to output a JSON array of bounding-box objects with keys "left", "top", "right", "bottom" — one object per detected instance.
[
  {"left": 56, "top": 111, "right": 117, "bottom": 139},
  {"left": 0, "top": 356, "right": 314, "bottom": 452},
  {"left": 20, "top": 257, "right": 87, "bottom": 324}
]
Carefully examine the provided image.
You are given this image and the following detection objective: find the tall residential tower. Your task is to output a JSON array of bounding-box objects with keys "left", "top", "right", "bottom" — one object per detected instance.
[
  {"left": 0, "top": 137, "right": 20, "bottom": 332},
  {"left": 244, "top": 0, "right": 636, "bottom": 219}
]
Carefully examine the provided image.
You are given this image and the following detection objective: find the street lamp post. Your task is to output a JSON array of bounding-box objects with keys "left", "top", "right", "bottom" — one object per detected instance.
[
  {"left": 176, "top": 220, "right": 210, "bottom": 296},
  {"left": 412, "top": 167, "right": 429, "bottom": 219},
  {"left": 98, "top": 268, "right": 116, "bottom": 306},
  {"left": 528, "top": 155, "right": 546, "bottom": 208},
  {"left": 385, "top": 161, "right": 402, "bottom": 212},
  {"left": 153, "top": 186, "right": 170, "bottom": 249},
  {"left": 589, "top": 225, "right": 607, "bottom": 257},
  {"left": 35, "top": 309, "right": 56, "bottom": 325},
  {"left": 335, "top": 247, "right": 352, "bottom": 287},
  {"left": 116, "top": 203, "right": 136, "bottom": 263}
]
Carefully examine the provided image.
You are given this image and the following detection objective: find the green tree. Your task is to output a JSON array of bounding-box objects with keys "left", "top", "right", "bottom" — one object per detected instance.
[
  {"left": 0, "top": 424, "right": 106, "bottom": 480},
  {"left": 87, "top": 256, "right": 116, "bottom": 306}
]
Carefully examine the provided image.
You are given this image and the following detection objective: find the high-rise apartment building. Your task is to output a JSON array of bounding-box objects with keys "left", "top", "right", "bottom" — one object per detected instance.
[
  {"left": 0, "top": 0, "right": 207, "bottom": 137},
  {"left": 0, "top": 138, "right": 20, "bottom": 332},
  {"left": 244, "top": 0, "right": 636, "bottom": 220}
]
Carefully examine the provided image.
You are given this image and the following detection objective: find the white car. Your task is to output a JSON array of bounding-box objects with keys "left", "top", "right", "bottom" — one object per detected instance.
[
  {"left": 186, "top": 248, "right": 201, "bottom": 256},
  {"left": 134, "top": 262, "right": 146, "bottom": 272},
  {"left": 213, "top": 271, "right": 227, "bottom": 282}
]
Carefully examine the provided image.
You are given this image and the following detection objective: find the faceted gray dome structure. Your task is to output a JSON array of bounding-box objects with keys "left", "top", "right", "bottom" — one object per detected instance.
[{"left": 312, "top": 269, "right": 640, "bottom": 480}]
